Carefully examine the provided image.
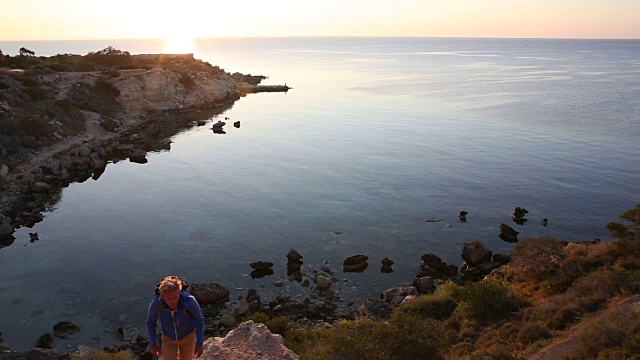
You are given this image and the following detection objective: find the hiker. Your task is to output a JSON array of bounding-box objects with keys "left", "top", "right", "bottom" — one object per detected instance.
[{"left": 146, "top": 276, "right": 205, "bottom": 359}]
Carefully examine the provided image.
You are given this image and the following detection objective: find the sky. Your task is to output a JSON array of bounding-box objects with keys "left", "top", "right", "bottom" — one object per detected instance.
[{"left": 1, "top": 0, "right": 639, "bottom": 41}]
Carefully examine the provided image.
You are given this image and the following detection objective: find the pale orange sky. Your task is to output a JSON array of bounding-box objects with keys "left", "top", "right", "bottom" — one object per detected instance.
[{"left": 1, "top": 0, "right": 639, "bottom": 41}]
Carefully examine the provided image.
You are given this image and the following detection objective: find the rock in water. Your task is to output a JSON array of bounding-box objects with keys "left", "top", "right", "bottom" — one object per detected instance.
[
  {"left": 36, "top": 333, "right": 55, "bottom": 349},
  {"left": 53, "top": 321, "right": 80, "bottom": 339}
]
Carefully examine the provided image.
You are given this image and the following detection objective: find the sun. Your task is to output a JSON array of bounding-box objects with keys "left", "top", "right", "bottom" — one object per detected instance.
[{"left": 163, "top": 36, "right": 195, "bottom": 54}]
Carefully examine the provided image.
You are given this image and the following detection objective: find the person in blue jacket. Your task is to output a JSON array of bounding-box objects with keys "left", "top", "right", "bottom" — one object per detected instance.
[{"left": 146, "top": 276, "right": 205, "bottom": 359}]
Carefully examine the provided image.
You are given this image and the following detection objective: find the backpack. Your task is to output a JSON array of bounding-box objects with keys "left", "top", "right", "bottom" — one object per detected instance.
[
  {"left": 154, "top": 276, "right": 193, "bottom": 318},
  {"left": 154, "top": 276, "right": 189, "bottom": 295}
]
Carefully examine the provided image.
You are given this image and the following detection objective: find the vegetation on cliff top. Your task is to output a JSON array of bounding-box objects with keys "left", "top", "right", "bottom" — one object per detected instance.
[
  {"left": 0, "top": 46, "right": 227, "bottom": 167},
  {"left": 0, "top": 46, "right": 226, "bottom": 74}
]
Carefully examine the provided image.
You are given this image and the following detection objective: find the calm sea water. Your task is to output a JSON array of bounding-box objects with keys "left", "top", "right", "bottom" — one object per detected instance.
[{"left": 0, "top": 37, "right": 639, "bottom": 350}]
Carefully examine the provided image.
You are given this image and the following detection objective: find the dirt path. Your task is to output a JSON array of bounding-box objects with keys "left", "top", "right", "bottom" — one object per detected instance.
[
  {"left": 6, "top": 112, "right": 112, "bottom": 182},
  {"left": 529, "top": 295, "right": 640, "bottom": 360}
]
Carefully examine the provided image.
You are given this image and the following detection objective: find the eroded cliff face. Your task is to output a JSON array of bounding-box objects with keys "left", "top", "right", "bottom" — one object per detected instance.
[
  {"left": 39, "top": 65, "right": 240, "bottom": 122},
  {"left": 112, "top": 68, "right": 239, "bottom": 117}
]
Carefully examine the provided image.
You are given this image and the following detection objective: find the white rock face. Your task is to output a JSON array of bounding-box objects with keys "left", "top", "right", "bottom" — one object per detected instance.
[
  {"left": 39, "top": 62, "right": 240, "bottom": 122},
  {"left": 201, "top": 321, "right": 299, "bottom": 360}
]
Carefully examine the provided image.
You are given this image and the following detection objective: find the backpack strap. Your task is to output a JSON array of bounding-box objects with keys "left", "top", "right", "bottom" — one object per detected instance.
[{"left": 155, "top": 294, "right": 194, "bottom": 319}]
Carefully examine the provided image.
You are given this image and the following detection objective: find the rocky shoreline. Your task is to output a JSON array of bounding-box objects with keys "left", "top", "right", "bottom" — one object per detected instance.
[{"left": 0, "top": 238, "right": 513, "bottom": 359}]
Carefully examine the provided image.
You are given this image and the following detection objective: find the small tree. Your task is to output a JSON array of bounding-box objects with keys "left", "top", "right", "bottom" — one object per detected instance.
[
  {"left": 19, "top": 47, "right": 35, "bottom": 57},
  {"left": 606, "top": 204, "right": 640, "bottom": 241}
]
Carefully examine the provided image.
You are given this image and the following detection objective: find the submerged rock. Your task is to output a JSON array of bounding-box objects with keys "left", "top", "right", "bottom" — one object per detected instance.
[
  {"left": 250, "top": 261, "right": 274, "bottom": 270},
  {"left": 499, "top": 223, "right": 520, "bottom": 243},
  {"left": 53, "top": 321, "right": 80, "bottom": 339},
  {"left": 35, "top": 333, "right": 55, "bottom": 349}
]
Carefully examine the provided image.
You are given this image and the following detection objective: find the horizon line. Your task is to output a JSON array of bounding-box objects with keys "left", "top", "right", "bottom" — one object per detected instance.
[{"left": 1, "top": 35, "right": 640, "bottom": 42}]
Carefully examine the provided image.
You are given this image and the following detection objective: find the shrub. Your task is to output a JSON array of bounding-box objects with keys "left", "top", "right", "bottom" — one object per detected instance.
[
  {"left": 17, "top": 75, "right": 39, "bottom": 87},
  {"left": 70, "top": 350, "right": 136, "bottom": 360},
  {"left": 606, "top": 204, "right": 640, "bottom": 241},
  {"left": 23, "top": 86, "right": 48, "bottom": 101},
  {"left": 94, "top": 78, "right": 120, "bottom": 98},
  {"left": 54, "top": 98, "right": 79, "bottom": 113},
  {"left": 452, "top": 281, "right": 521, "bottom": 325},
  {"left": 18, "top": 115, "right": 49, "bottom": 138},
  {"left": 468, "top": 345, "right": 515, "bottom": 360},
  {"left": 509, "top": 237, "right": 566, "bottom": 283},
  {"left": 245, "top": 312, "right": 269, "bottom": 324},
  {"left": 68, "top": 81, "right": 122, "bottom": 116},
  {"left": 516, "top": 322, "right": 552, "bottom": 345},
  {"left": 265, "top": 316, "right": 291, "bottom": 336},
  {"left": 388, "top": 315, "right": 455, "bottom": 360},
  {"left": 573, "top": 306, "right": 640, "bottom": 359},
  {"left": 287, "top": 318, "right": 395, "bottom": 360},
  {"left": 0, "top": 80, "right": 10, "bottom": 90},
  {"left": 179, "top": 71, "right": 195, "bottom": 89},
  {"left": 393, "top": 286, "right": 457, "bottom": 321}
]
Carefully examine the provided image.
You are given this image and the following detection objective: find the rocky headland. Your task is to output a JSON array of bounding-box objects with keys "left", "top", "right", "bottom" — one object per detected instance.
[{"left": 0, "top": 50, "right": 289, "bottom": 242}]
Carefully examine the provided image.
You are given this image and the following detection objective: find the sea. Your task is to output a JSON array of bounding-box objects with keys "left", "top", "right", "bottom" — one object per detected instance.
[{"left": 0, "top": 37, "right": 639, "bottom": 351}]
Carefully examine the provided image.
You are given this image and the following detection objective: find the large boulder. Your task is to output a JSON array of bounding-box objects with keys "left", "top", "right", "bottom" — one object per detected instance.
[
  {"left": 286, "top": 249, "right": 303, "bottom": 262},
  {"left": 499, "top": 224, "right": 519, "bottom": 243},
  {"left": 189, "top": 283, "right": 230, "bottom": 305},
  {"left": 461, "top": 241, "right": 492, "bottom": 266},
  {"left": 413, "top": 276, "right": 436, "bottom": 294},
  {"left": 421, "top": 253, "right": 448, "bottom": 272},
  {"left": 53, "top": 321, "right": 80, "bottom": 339},
  {"left": 381, "top": 286, "right": 417, "bottom": 306},
  {"left": 201, "top": 321, "right": 299, "bottom": 360},
  {"left": 249, "top": 261, "right": 274, "bottom": 270},
  {"left": 35, "top": 333, "right": 55, "bottom": 349},
  {"left": 315, "top": 275, "right": 333, "bottom": 290},
  {"left": 343, "top": 254, "right": 369, "bottom": 272},
  {"left": 31, "top": 181, "right": 52, "bottom": 193}
]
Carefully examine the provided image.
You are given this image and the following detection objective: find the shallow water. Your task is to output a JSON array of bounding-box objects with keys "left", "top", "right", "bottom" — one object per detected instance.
[{"left": 0, "top": 37, "right": 639, "bottom": 350}]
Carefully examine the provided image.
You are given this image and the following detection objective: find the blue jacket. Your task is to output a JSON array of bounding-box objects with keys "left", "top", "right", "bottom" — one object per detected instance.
[{"left": 145, "top": 290, "right": 205, "bottom": 346}]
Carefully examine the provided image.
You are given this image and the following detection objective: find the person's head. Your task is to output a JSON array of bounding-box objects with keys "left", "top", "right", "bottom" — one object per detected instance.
[{"left": 158, "top": 276, "right": 182, "bottom": 310}]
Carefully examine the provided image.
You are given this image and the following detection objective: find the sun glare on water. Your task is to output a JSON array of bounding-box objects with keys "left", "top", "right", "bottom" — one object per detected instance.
[{"left": 163, "top": 36, "right": 195, "bottom": 54}]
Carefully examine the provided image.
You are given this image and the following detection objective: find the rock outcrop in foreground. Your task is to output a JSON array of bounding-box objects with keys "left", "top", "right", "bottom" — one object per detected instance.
[{"left": 201, "top": 321, "right": 299, "bottom": 360}]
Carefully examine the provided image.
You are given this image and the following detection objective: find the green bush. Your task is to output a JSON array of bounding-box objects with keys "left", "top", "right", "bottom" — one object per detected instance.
[
  {"left": 288, "top": 318, "right": 395, "bottom": 360},
  {"left": 245, "top": 312, "right": 269, "bottom": 324},
  {"left": 452, "top": 281, "right": 521, "bottom": 325},
  {"left": 393, "top": 286, "right": 457, "bottom": 320},
  {"left": 606, "top": 204, "right": 640, "bottom": 241},
  {"left": 265, "top": 316, "right": 291, "bottom": 336},
  {"left": 0, "top": 80, "right": 10, "bottom": 90},
  {"left": 23, "top": 86, "right": 48, "bottom": 101}
]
